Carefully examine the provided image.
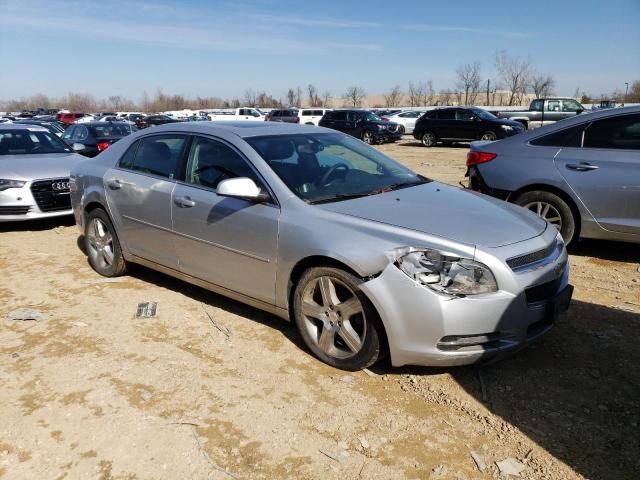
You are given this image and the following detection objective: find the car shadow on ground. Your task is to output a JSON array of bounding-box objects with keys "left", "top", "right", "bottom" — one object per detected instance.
[
  {"left": 395, "top": 300, "right": 640, "bottom": 479},
  {"left": 569, "top": 238, "right": 640, "bottom": 263},
  {"left": 0, "top": 216, "right": 75, "bottom": 233}
]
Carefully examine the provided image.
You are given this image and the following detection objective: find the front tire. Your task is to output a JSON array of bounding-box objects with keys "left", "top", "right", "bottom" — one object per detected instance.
[
  {"left": 85, "top": 208, "right": 127, "bottom": 277},
  {"left": 421, "top": 131, "right": 437, "bottom": 147},
  {"left": 293, "top": 267, "right": 383, "bottom": 371},
  {"left": 514, "top": 191, "right": 577, "bottom": 245},
  {"left": 480, "top": 131, "right": 497, "bottom": 141},
  {"left": 362, "top": 130, "right": 374, "bottom": 144}
]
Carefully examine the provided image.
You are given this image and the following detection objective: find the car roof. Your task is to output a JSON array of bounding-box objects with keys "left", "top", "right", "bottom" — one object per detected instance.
[
  {"left": 0, "top": 123, "right": 48, "bottom": 131},
  {"left": 72, "top": 121, "right": 132, "bottom": 126},
  {"left": 145, "top": 121, "right": 327, "bottom": 138}
]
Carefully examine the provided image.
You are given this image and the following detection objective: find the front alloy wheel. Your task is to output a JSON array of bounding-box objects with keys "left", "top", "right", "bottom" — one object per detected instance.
[
  {"left": 480, "top": 131, "right": 497, "bottom": 141},
  {"left": 293, "top": 267, "right": 383, "bottom": 370},
  {"left": 362, "top": 130, "right": 374, "bottom": 144}
]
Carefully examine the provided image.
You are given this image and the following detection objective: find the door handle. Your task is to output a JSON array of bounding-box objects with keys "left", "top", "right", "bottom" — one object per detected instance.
[
  {"left": 174, "top": 196, "right": 196, "bottom": 208},
  {"left": 107, "top": 179, "right": 122, "bottom": 190},
  {"left": 566, "top": 162, "right": 599, "bottom": 171}
]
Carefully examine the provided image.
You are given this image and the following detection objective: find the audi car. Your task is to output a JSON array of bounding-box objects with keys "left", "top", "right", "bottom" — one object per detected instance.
[
  {"left": 70, "top": 122, "right": 572, "bottom": 371},
  {"left": 0, "top": 124, "right": 83, "bottom": 221}
]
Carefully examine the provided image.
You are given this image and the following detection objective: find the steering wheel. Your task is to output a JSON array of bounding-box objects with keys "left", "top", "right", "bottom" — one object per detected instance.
[{"left": 316, "top": 163, "right": 350, "bottom": 187}]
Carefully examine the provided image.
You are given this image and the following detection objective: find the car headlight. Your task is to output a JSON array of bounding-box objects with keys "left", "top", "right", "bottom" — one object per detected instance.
[
  {"left": 501, "top": 125, "right": 514, "bottom": 131},
  {"left": 0, "top": 179, "right": 26, "bottom": 191},
  {"left": 376, "top": 124, "right": 387, "bottom": 130},
  {"left": 395, "top": 249, "right": 498, "bottom": 296}
]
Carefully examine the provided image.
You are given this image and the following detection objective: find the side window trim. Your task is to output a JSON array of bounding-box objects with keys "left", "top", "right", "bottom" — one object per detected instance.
[{"left": 178, "top": 134, "right": 279, "bottom": 206}]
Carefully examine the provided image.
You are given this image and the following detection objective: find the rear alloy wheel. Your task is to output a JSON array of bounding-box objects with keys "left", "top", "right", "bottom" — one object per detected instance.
[
  {"left": 293, "top": 267, "right": 383, "bottom": 371},
  {"left": 362, "top": 130, "right": 374, "bottom": 144},
  {"left": 480, "top": 131, "right": 497, "bottom": 141},
  {"left": 515, "top": 190, "right": 576, "bottom": 245},
  {"left": 421, "top": 131, "right": 437, "bottom": 147},
  {"left": 85, "top": 208, "right": 127, "bottom": 277}
]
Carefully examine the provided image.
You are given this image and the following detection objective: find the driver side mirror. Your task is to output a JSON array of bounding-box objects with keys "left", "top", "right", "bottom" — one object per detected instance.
[{"left": 216, "top": 177, "right": 269, "bottom": 202}]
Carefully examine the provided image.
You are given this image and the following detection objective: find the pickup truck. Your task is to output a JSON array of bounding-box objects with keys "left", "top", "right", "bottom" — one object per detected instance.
[
  {"left": 206, "top": 107, "right": 264, "bottom": 122},
  {"left": 492, "top": 98, "right": 585, "bottom": 130}
]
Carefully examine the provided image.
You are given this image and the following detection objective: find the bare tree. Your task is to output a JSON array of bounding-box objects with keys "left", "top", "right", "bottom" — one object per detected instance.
[
  {"left": 407, "top": 82, "right": 421, "bottom": 107},
  {"left": 420, "top": 80, "right": 435, "bottom": 106},
  {"left": 455, "top": 61, "right": 482, "bottom": 105},
  {"left": 383, "top": 85, "right": 403, "bottom": 107},
  {"left": 494, "top": 50, "right": 532, "bottom": 106},
  {"left": 530, "top": 74, "right": 555, "bottom": 98},
  {"left": 343, "top": 86, "right": 366, "bottom": 107},
  {"left": 307, "top": 84, "right": 321, "bottom": 107},
  {"left": 286, "top": 88, "right": 296, "bottom": 106},
  {"left": 295, "top": 86, "right": 303, "bottom": 107},
  {"left": 322, "top": 90, "right": 332, "bottom": 107},
  {"left": 243, "top": 89, "right": 257, "bottom": 106}
]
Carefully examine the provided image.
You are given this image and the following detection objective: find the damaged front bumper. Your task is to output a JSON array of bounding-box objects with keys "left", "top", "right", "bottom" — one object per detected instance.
[{"left": 359, "top": 244, "right": 571, "bottom": 367}]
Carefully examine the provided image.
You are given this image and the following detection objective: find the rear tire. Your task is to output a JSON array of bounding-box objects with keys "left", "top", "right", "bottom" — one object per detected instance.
[
  {"left": 421, "top": 131, "right": 437, "bottom": 147},
  {"left": 514, "top": 191, "right": 577, "bottom": 245},
  {"left": 293, "top": 267, "right": 384, "bottom": 371},
  {"left": 85, "top": 208, "right": 127, "bottom": 277}
]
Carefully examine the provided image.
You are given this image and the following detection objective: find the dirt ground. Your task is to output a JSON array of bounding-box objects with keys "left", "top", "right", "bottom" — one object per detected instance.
[{"left": 1, "top": 138, "right": 639, "bottom": 480}]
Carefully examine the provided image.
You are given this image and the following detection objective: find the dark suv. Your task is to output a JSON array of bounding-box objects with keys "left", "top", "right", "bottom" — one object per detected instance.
[
  {"left": 413, "top": 107, "right": 524, "bottom": 147},
  {"left": 319, "top": 109, "right": 402, "bottom": 144},
  {"left": 266, "top": 109, "right": 299, "bottom": 123}
]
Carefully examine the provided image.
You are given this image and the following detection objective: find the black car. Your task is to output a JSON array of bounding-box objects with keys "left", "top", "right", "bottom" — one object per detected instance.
[
  {"left": 62, "top": 122, "right": 136, "bottom": 157},
  {"left": 319, "top": 109, "right": 402, "bottom": 144},
  {"left": 266, "top": 109, "right": 299, "bottom": 123},
  {"left": 144, "top": 115, "right": 180, "bottom": 127},
  {"left": 413, "top": 107, "right": 524, "bottom": 147}
]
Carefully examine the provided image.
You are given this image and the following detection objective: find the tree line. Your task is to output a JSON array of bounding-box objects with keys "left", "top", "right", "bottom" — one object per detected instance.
[{"left": 2, "top": 50, "right": 638, "bottom": 112}]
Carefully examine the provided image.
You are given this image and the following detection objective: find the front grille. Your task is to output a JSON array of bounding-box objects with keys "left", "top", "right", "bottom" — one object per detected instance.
[
  {"left": 507, "top": 240, "right": 557, "bottom": 270},
  {"left": 387, "top": 124, "right": 399, "bottom": 133},
  {"left": 525, "top": 277, "right": 562, "bottom": 304},
  {"left": 30, "top": 178, "right": 71, "bottom": 212},
  {"left": 0, "top": 205, "right": 31, "bottom": 215}
]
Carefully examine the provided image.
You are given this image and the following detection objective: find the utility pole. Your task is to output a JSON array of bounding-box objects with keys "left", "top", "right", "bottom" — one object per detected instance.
[
  {"left": 486, "top": 79, "right": 490, "bottom": 106},
  {"left": 624, "top": 82, "right": 629, "bottom": 105}
]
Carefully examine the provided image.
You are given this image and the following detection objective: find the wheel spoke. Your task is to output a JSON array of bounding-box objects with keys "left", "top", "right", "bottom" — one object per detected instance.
[
  {"left": 318, "top": 277, "right": 338, "bottom": 308},
  {"left": 546, "top": 216, "right": 561, "bottom": 223},
  {"left": 101, "top": 247, "right": 114, "bottom": 266},
  {"left": 338, "top": 297, "right": 362, "bottom": 319},
  {"left": 318, "top": 326, "right": 335, "bottom": 353},
  {"left": 92, "top": 219, "right": 101, "bottom": 239},
  {"left": 338, "top": 321, "right": 362, "bottom": 353},
  {"left": 535, "top": 202, "right": 543, "bottom": 215},
  {"left": 302, "top": 299, "right": 325, "bottom": 319},
  {"left": 541, "top": 203, "right": 551, "bottom": 218}
]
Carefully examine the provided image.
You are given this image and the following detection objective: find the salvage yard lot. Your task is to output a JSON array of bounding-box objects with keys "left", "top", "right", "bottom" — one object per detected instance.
[{"left": 1, "top": 138, "right": 638, "bottom": 479}]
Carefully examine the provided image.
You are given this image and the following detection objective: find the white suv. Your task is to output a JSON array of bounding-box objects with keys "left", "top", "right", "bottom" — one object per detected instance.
[
  {"left": 298, "top": 108, "right": 331, "bottom": 126},
  {"left": 381, "top": 110, "right": 425, "bottom": 134}
]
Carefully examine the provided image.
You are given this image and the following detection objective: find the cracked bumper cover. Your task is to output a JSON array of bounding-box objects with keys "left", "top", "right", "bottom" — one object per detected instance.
[{"left": 359, "top": 260, "right": 571, "bottom": 367}]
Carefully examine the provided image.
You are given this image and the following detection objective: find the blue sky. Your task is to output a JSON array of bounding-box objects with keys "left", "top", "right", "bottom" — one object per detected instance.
[{"left": 0, "top": 0, "right": 638, "bottom": 102}]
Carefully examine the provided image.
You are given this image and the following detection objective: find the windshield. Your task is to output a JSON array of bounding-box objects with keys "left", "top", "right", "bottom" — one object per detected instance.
[
  {"left": 89, "top": 124, "right": 134, "bottom": 138},
  {"left": 246, "top": 132, "right": 429, "bottom": 203},
  {"left": 0, "top": 129, "right": 72, "bottom": 155},
  {"left": 472, "top": 109, "right": 497, "bottom": 120}
]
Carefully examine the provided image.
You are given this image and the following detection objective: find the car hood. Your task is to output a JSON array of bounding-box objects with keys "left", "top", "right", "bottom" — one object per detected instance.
[
  {"left": 0, "top": 153, "right": 83, "bottom": 180},
  {"left": 317, "top": 182, "right": 546, "bottom": 248},
  {"left": 496, "top": 118, "right": 523, "bottom": 128}
]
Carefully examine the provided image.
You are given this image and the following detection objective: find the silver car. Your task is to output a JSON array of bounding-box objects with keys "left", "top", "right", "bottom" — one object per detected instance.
[
  {"left": 468, "top": 106, "right": 640, "bottom": 245},
  {"left": 0, "top": 124, "right": 83, "bottom": 221},
  {"left": 70, "top": 122, "right": 572, "bottom": 370}
]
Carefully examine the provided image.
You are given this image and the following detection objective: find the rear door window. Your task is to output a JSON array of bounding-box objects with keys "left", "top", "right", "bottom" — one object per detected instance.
[
  {"left": 332, "top": 111, "right": 347, "bottom": 121},
  {"left": 438, "top": 109, "right": 456, "bottom": 120},
  {"left": 530, "top": 124, "right": 586, "bottom": 148},
  {"left": 583, "top": 114, "right": 640, "bottom": 150},
  {"left": 119, "top": 135, "right": 187, "bottom": 179},
  {"left": 456, "top": 109, "right": 475, "bottom": 121}
]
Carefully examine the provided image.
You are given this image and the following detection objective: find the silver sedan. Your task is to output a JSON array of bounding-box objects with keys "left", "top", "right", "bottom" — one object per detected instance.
[
  {"left": 0, "top": 124, "right": 83, "bottom": 221},
  {"left": 70, "top": 122, "right": 572, "bottom": 370}
]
